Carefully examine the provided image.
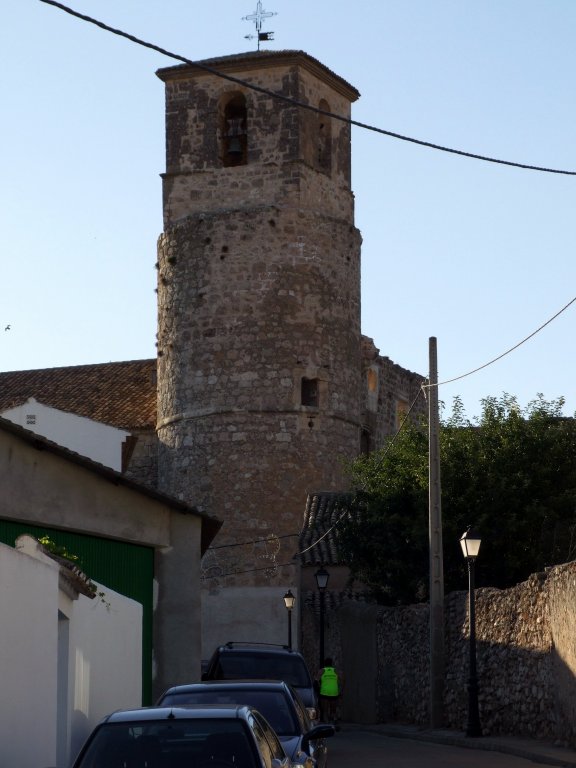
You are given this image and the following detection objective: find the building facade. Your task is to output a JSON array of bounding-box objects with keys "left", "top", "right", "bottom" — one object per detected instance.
[
  {"left": 154, "top": 51, "right": 424, "bottom": 652},
  {"left": 0, "top": 49, "right": 425, "bottom": 662}
]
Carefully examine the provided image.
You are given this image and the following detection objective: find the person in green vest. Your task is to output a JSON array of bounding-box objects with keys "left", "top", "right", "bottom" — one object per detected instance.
[{"left": 317, "top": 657, "right": 343, "bottom": 726}]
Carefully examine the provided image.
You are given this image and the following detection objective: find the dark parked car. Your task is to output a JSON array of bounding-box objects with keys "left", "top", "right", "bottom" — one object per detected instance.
[
  {"left": 203, "top": 642, "right": 317, "bottom": 713},
  {"left": 158, "top": 680, "right": 335, "bottom": 768},
  {"left": 69, "top": 704, "right": 293, "bottom": 768}
]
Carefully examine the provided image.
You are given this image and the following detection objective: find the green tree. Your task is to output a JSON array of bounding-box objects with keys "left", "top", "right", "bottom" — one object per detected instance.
[{"left": 338, "top": 394, "right": 576, "bottom": 604}]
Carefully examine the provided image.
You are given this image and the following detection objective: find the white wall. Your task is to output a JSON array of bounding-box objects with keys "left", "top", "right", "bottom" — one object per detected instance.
[
  {"left": 0, "top": 540, "right": 59, "bottom": 768},
  {"left": 1, "top": 398, "right": 130, "bottom": 471},
  {"left": 66, "top": 581, "right": 142, "bottom": 763},
  {"left": 0, "top": 537, "right": 142, "bottom": 768}
]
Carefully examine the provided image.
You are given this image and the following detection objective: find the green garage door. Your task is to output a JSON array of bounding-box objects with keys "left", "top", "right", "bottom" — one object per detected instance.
[{"left": 0, "top": 521, "right": 154, "bottom": 704}]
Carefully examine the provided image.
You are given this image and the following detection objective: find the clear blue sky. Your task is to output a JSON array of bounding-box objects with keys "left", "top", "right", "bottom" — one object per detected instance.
[{"left": 2, "top": 1, "right": 575, "bottom": 419}]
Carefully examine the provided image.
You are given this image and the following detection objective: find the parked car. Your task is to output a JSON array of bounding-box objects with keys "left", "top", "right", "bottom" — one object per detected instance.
[
  {"left": 203, "top": 642, "right": 318, "bottom": 712},
  {"left": 69, "top": 704, "right": 293, "bottom": 768},
  {"left": 158, "top": 680, "right": 335, "bottom": 768}
]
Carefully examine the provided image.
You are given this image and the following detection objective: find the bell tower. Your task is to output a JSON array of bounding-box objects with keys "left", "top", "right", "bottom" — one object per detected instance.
[{"left": 155, "top": 51, "right": 362, "bottom": 651}]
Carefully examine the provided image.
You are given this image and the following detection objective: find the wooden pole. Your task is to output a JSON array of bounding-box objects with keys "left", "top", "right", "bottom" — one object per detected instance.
[{"left": 428, "top": 337, "right": 445, "bottom": 727}]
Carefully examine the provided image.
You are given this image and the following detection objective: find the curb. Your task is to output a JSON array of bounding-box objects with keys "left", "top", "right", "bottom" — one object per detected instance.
[{"left": 341, "top": 723, "right": 576, "bottom": 768}]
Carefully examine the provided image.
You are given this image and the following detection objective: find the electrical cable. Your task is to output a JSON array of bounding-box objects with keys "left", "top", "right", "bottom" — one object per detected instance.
[
  {"left": 298, "top": 511, "right": 349, "bottom": 556},
  {"left": 37, "top": 0, "right": 576, "bottom": 574},
  {"left": 299, "top": 290, "right": 576, "bottom": 555},
  {"left": 201, "top": 560, "right": 296, "bottom": 579},
  {"left": 206, "top": 388, "right": 428, "bottom": 558},
  {"left": 39, "top": 0, "right": 576, "bottom": 176},
  {"left": 424, "top": 294, "right": 576, "bottom": 389},
  {"left": 209, "top": 532, "right": 298, "bottom": 550}
]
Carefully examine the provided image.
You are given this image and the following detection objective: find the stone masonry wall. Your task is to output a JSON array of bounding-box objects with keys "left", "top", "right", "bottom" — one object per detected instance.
[
  {"left": 158, "top": 56, "right": 356, "bottom": 228},
  {"left": 155, "top": 207, "right": 362, "bottom": 587},
  {"left": 301, "top": 561, "right": 576, "bottom": 745},
  {"left": 361, "top": 336, "right": 426, "bottom": 450},
  {"left": 123, "top": 429, "right": 158, "bottom": 490},
  {"left": 155, "top": 54, "right": 363, "bottom": 588}
]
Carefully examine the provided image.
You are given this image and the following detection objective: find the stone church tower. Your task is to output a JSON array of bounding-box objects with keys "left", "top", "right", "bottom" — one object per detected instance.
[{"left": 155, "top": 51, "right": 363, "bottom": 652}]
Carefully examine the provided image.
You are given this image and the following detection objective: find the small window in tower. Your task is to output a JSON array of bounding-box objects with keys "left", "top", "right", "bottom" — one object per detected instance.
[
  {"left": 301, "top": 377, "right": 319, "bottom": 407},
  {"left": 26, "top": 414, "right": 36, "bottom": 425},
  {"left": 360, "top": 429, "right": 372, "bottom": 455},
  {"left": 221, "top": 93, "right": 248, "bottom": 167},
  {"left": 317, "top": 99, "right": 332, "bottom": 175}
]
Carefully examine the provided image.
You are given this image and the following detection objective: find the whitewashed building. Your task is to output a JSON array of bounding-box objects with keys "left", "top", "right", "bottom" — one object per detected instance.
[{"left": 0, "top": 535, "right": 142, "bottom": 768}]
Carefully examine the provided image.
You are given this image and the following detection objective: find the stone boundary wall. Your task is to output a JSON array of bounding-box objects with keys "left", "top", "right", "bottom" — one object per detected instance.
[{"left": 301, "top": 561, "right": 576, "bottom": 746}]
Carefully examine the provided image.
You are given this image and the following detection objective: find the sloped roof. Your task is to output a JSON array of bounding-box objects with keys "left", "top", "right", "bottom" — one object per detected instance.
[
  {"left": 0, "top": 360, "right": 156, "bottom": 431},
  {"left": 157, "top": 49, "right": 360, "bottom": 102},
  {"left": 299, "top": 492, "right": 356, "bottom": 566}
]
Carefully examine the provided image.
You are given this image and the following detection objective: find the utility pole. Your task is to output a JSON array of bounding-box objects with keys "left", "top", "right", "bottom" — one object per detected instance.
[{"left": 428, "top": 337, "right": 445, "bottom": 727}]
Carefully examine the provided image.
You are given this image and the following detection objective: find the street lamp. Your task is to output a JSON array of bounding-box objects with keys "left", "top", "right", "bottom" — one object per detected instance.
[
  {"left": 314, "top": 566, "right": 330, "bottom": 668},
  {"left": 460, "top": 527, "right": 482, "bottom": 738},
  {"left": 283, "top": 589, "right": 295, "bottom": 649}
]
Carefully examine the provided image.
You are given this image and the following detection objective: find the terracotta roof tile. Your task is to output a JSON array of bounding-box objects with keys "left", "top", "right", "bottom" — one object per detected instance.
[
  {"left": 299, "top": 492, "right": 356, "bottom": 566},
  {"left": 0, "top": 360, "right": 156, "bottom": 430}
]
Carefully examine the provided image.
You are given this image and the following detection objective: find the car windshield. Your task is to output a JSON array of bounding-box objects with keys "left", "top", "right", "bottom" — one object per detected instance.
[
  {"left": 75, "top": 719, "right": 257, "bottom": 768},
  {"left": 216, "top": 653, "right": 312, "bottom": 688},
  {"left": 161, "top": 690, "right": 299, "bottom": 736}
]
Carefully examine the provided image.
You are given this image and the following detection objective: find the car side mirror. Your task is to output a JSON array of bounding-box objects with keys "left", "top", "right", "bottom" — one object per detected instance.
[
  {"left": 310, "top": 724, "right": 336, "bottom": 740},
  {"left": 302, "top": 723, "right": 336, "bottom": 752}
]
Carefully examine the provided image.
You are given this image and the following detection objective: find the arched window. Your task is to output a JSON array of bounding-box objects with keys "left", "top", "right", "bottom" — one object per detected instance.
[
  {"left": 221, "top": 93, "right": 248, "bottom": 167},
  {"left": 317, "top": 99, "right": 332, "bottom": 175}
]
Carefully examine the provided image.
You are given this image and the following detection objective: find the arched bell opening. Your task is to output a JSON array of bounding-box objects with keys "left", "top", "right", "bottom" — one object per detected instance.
[{"left": 221, "top": 93, "right": 248, "bottom": 167}]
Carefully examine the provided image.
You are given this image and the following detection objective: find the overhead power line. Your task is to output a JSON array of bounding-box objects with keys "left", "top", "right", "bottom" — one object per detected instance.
[
  {"left": 424, "top": 294, "right": 576, "bottom": 389},
  {"left": 201, "top": 560, "right": 296, "bottom": 580},
  {"left": 40, "top": 0, "right": 576, "bottom": 176},
  {"left": 209, "top": 532, "right": 298, "bottom": 550},
  {"left": 205, "top": 287, "right": 576, "bottom": 569}
]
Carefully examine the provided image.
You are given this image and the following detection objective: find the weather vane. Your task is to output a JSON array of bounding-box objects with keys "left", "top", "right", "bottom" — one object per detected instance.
[{"left": 242, "top": 2, "right": 277, "bottom": 50}]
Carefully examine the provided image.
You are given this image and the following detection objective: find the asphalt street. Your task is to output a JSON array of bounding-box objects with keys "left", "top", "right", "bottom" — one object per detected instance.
[{"left": 329, "top": 727, "right": 576, "bottom": 768}]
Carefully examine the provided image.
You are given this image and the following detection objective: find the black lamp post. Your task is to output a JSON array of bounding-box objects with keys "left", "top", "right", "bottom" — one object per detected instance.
[
  {"left": 460, "top": 527, "right": 482, "bottom": 738},
  {"left": 314, "top": 566, "right": 329, "bottom": 668},
  {"left": 283, "top": 589, "right": 295, "bottom": 649}
]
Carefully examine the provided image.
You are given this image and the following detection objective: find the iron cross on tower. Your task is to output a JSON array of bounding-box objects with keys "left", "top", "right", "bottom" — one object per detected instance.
[{"left": 243, "top": 1, "right": 277, "bottom": 50}]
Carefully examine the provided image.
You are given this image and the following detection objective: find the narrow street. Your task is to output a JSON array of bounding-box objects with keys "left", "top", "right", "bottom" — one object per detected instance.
[{"left": 329, "top": 728, "right": 560, "bottom": 768}]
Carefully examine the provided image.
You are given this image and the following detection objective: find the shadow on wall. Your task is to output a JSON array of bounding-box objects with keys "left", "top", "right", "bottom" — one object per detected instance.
[
  {"left": 444, "top": 583, "right": 576, "bottom": 745},
  {"left": 376, "top": 588, "right": 576, "bottom": 745},
  {"left": 300, "top": 562, "right": 576, "bottom": 744},
  {"left": 69, "top": 710, "right": 90, "bottom": 766}
]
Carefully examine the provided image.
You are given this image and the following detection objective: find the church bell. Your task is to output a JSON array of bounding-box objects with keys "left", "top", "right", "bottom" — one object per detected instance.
[{"left": 226, "top": 117, "right": 245, "bottom": 156}]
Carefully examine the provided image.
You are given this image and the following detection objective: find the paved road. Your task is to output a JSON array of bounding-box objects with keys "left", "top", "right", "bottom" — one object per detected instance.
[{"left": 329, "top": 728, "right": 556, "bottom": 768}]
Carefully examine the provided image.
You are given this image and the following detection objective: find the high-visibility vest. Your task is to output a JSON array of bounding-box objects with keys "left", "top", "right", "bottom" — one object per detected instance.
[{"left": 320, "top": 666, "right": 339, "bottom": 696}]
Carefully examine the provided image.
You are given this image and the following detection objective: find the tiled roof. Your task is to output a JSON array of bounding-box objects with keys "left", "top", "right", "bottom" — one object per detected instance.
[
  {"left": 299, "top": 492, "right": 356, "bottom": 566},
  {"left": 0, "top": 359, "right": 156, "bottom": 431}
]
